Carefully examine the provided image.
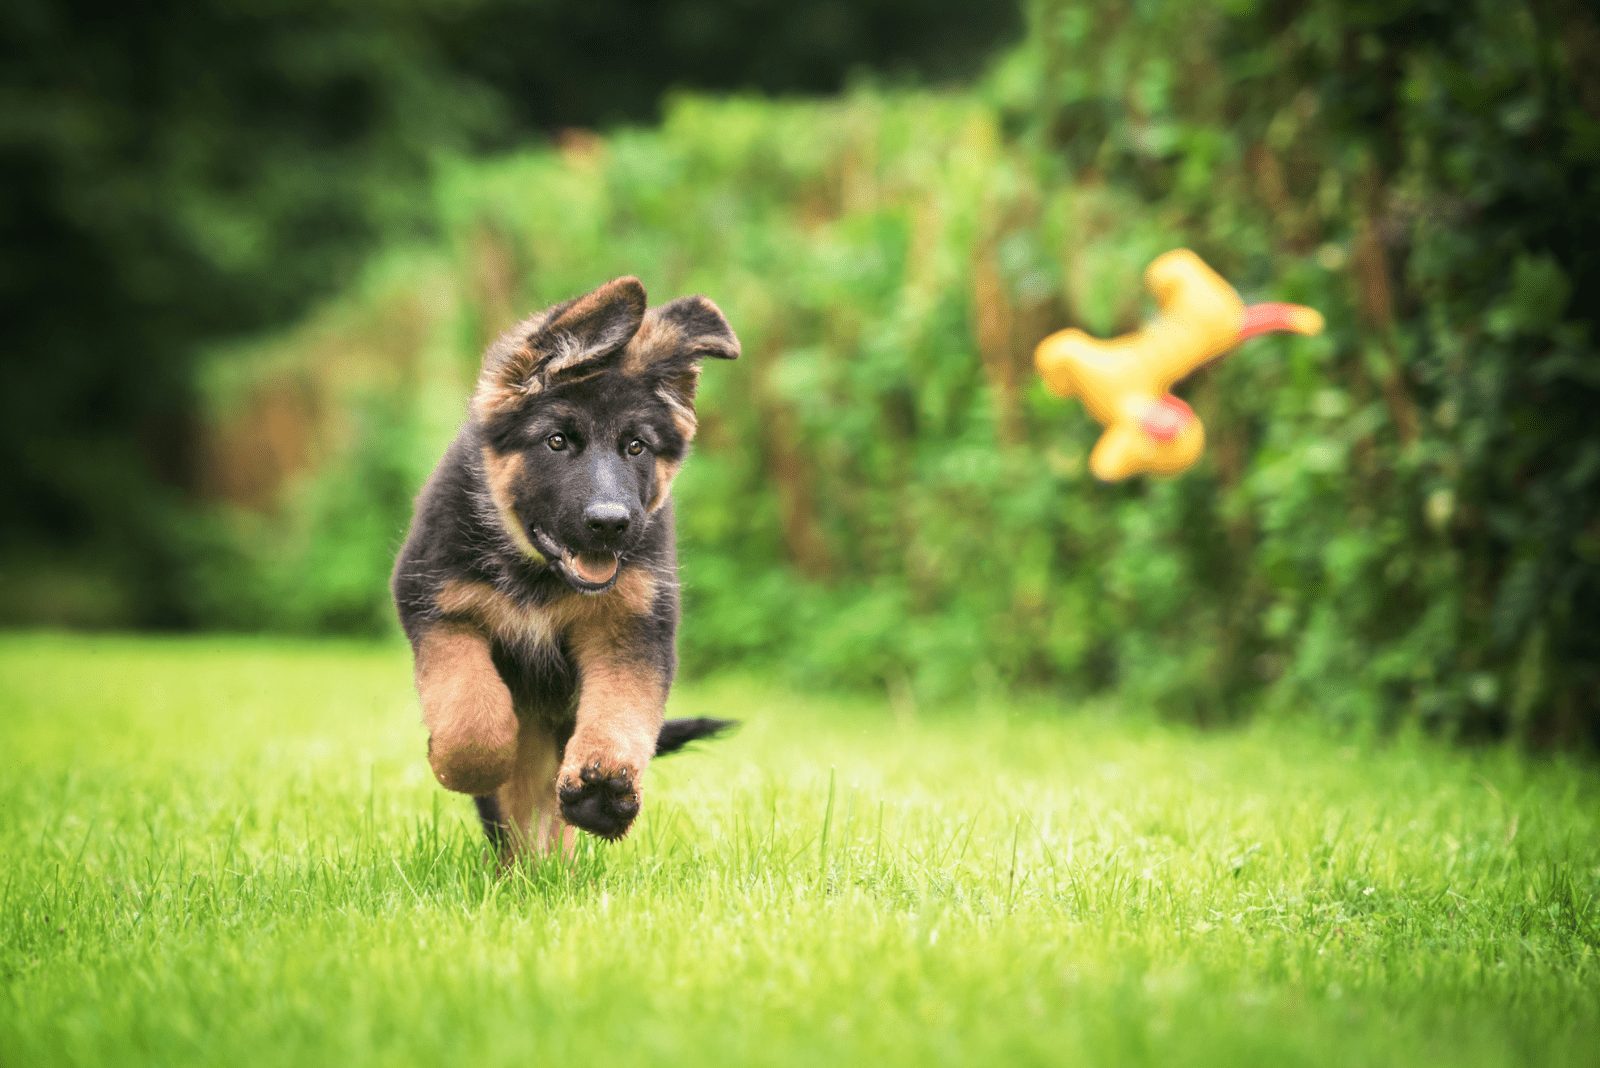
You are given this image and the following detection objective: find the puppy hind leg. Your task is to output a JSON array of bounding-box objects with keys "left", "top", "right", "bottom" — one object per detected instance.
[{"left": 491, "top": 722, "right": 572, "bottom": 862}]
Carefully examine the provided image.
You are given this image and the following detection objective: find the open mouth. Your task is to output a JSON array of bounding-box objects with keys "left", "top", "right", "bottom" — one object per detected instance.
[
  {"left": 529, "top": 529, "right": 621, "bottom": 593},
  {"left": 564, "top": 550, "right": 620, "bottom": 589}
]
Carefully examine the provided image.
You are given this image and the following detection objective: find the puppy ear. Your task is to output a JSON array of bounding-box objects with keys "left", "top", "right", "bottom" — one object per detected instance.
[
  {"left": 620, "top": 296, "right": 740, "bottom": 436},
  {"left": 474, "top": 276, "right": 648, "bottom": 421},
  {"left": 637, "top": 295, "right": 741, "bottom": 365}
]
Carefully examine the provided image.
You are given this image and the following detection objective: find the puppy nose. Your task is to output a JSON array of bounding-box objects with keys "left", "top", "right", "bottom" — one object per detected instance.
[{"left": 584, "top": 502, "right": 630, "bottom": 539}]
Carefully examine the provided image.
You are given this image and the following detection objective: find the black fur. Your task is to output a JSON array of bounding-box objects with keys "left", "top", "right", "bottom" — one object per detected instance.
[
  {"left": 473, "top": 794, "right": 511, "bottom": 851},
  {"left": 655, "top": 716, "right": 737, "bottom": 754}
]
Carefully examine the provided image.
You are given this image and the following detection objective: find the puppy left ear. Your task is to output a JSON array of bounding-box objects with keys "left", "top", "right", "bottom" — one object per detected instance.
[
  {"left": 620, "top": 296, "right": 739, "bottom": 436},
  {"left": 474, "top": 276, "right": 648, "bottom": 422}
]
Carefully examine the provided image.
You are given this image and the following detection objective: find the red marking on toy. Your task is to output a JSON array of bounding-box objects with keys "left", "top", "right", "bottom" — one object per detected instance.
[
  {"left": 1139, "top": 396, "right": 1195, "bottom": 442},
  {"left": 1238, "top": 302, "right": 1322, "bottom": 341}
]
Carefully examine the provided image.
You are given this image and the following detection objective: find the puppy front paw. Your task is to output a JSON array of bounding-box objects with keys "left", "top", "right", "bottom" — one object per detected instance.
[{"left": 557, "top": 760, "right": 642, "bottom": 841}]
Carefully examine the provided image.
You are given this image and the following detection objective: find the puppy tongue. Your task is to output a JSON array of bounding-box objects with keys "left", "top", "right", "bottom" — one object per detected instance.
[{"left": 570, "top": 552, "right": 619, "bottom": 585}]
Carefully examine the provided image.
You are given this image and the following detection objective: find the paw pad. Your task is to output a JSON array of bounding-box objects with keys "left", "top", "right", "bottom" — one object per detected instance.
[{"left": 558, "top": 764, "right": 640, "bottom": 841}]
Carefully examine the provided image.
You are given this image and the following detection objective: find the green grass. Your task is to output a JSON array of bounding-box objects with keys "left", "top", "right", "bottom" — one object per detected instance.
[{"left": 1, "top": 634, "right": 1596, "bottom": 1067}]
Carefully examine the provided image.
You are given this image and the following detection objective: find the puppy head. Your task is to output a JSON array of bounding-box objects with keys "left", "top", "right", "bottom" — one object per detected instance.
[{"left": 474, "top": 277, "right": 739, "bottom": 591}]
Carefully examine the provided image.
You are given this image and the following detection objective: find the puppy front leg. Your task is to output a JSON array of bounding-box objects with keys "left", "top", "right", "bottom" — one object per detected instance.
[
  {"left": 414, "top": 624, "right": 518, "bottom": 795},
  {"left": 557, "top": 650, "right": 666, "bottom": 841}
]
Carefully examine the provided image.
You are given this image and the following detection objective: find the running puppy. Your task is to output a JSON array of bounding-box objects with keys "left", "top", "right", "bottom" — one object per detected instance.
[{"left": 392, "top": 276, "right": 737, "bottom": 857}]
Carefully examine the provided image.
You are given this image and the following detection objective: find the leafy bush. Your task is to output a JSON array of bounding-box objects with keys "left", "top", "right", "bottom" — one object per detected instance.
[
  {"left": 190, "top": 0, "right": 1599, "bottom": 745},
  {"left": 0, "top": 0, "right": 1016, "bottom": 624},
  {"left": 998, "top": 0, "right": 1600, "bottom": 741}
]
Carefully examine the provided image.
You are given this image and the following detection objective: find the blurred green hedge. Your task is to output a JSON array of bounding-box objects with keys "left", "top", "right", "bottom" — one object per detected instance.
[
  {"left": 186, "top": 0, "right": 1596, "bottom": 744},
  {"left": 0, "top": 0, "right": 1017, "bottom": 624}
]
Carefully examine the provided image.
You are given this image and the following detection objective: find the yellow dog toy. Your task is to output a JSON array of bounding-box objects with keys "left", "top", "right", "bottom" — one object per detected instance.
[{"left": 1034, "top": 249, "right": 1324, "bottom": 481}]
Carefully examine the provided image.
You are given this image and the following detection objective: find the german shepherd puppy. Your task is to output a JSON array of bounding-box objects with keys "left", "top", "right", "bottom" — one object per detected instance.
[{"left": 392, "top": 276, "right": 738, "bottom": 857}]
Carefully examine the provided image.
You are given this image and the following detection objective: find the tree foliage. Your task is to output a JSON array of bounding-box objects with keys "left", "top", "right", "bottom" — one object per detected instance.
[
  {"left": 0, "top": 0, "right": 1016, "bottom": 621},
  {"left": 6, "top": 1, "right": 1597, "bottom": 745}
]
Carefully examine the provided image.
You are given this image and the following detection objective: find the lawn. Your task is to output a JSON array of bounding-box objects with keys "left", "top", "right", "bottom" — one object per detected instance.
[{"left": 1, "top": 634, "right": 1596, "bottom": 1067}]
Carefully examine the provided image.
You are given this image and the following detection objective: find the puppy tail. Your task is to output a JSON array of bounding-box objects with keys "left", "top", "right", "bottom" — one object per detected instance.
[{"left": 655, "top": 716, "right": 738, "bottom": 756}]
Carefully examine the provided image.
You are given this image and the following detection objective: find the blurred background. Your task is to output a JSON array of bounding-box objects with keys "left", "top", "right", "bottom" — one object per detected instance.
[{"left": 3, "top": 0, "right": 1596, "bottom": 747}]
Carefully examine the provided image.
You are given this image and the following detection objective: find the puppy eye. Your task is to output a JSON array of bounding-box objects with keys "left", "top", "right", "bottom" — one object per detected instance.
[
  {"left": 626, "top": 439, "right": 647, "bottom": 457},
  {"left": 547, "top": 433, "right": 568, "bottom": 452}
]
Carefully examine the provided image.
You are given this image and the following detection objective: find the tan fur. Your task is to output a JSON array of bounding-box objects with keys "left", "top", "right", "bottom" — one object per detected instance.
[
  {"left": 491, "top": 724, "right": 573, "bottom": 860},
  {"left": 473, "top": 277, "right": 646, "bottom": 421},
  {"left": 481, "top": 447, "right": 523, "bottom": 503},
  {"left": 479, "top": 448, "right": 545, "bottom": 561},
  {"left": 621, "top": 316, "right": 701, "bottom": 440},
  {"left": 562, "top": 586, "right": 669, "bottom": 786},
  {"left": 616, "top": 312, "right": 698, "bottom": 510},
  {"left": 435, "top": 579, "right": 548, "bottom": 647},
  {"left": 649, "top": 456, "right": 683, "bottom": 513},
  {"left": 430, "top": 572, "right": 665, "bottom": 843},
  {"left": 435, "top": 570, "right": 658, "bottom": 653},
  {"left": 426, "top": 569, "right": 662, "bottom": 848},
  {"left": 541, "top": 332, "right": 599, "bottom": 377},
  {"left": 620, "top": 315, "right": 683, "bottom": 376},
  {"left": 473, "top": 342, "right": 543, "bottom": 422},
  {"left": 657, "top": 382, "right": 700, "bottom": 440},
  {"left": 414, "top": 625, "right": 519, "bottom": 794},
  {"left": 558, "top": 651, "right": 667, "bottom": 802}
]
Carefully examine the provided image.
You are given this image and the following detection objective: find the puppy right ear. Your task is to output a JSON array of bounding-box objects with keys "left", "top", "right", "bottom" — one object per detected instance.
[
  {"left": 474, "top": 276, "right": 647, "bottom": 421},
  {"left": 615, "top": 295, "right": 740, "bottom": 438}
]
